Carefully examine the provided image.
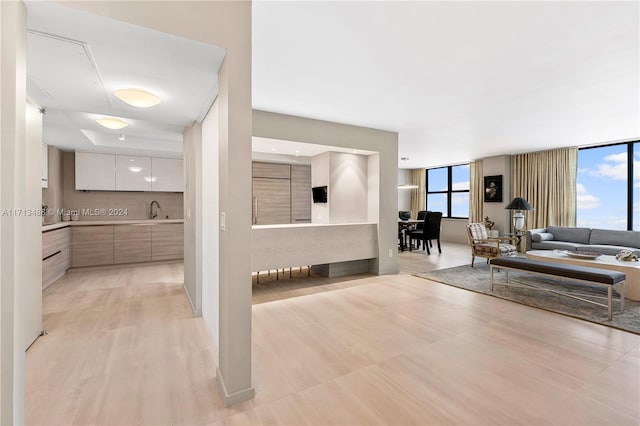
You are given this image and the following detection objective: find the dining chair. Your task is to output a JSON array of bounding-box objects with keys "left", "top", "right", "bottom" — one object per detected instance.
[{"left": 409, "top": 211, "right": 442, "bottom": 254}]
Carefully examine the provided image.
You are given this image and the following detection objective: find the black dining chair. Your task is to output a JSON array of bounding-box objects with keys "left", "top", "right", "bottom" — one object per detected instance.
[
  {"left": 412, "top": 210, "right": 428, "bottom": 249},
  {"left": 409, "top": 211, "right": 443, "bottom": 255}
]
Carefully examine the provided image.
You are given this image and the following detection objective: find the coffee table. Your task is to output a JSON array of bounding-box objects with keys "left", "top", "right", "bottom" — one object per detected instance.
[{"left": 526, "top": 250, "right": 640, "bottom": 301}]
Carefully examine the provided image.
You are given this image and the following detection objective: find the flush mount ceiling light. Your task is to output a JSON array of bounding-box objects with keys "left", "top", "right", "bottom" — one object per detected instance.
[
  {"left": 114, "top": 88, "right": 162, "bottom": 108},
  {"left": 144, "top": 176, "right": 157, "bottom": 183},
  {"left": 128, "top": 166, "right": 142, "bottom": 173},
  {"left": 96, "top": 117, "right": 128, "bottom": 130}
]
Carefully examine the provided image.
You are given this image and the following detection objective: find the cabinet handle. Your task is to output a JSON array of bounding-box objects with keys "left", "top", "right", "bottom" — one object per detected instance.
[
  {"left": 253, "top": 197, "right": 258, "bottom": 225},
  {"left": 43, "top": 250, "right": 61, "bottom": 261}
]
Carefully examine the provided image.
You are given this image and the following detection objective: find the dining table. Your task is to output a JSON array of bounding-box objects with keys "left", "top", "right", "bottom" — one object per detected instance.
[{"left": 398, "top": 219, "right": 423, "bottom": 252}]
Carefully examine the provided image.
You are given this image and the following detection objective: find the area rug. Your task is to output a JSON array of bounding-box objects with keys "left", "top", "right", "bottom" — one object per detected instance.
[{"left": 414, "top": 263, "right": 640, "bottom": 335}]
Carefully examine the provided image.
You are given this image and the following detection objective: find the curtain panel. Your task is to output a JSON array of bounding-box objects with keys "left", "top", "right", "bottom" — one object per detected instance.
[
  {"left": 510, "top": 147, "right": 578, "bottom": 229},
  {"left": 409, "top": 169, "right": 425, "bottom": 219},
  {"left": 469, "top": 160, "right": 484, "bottom": 223}
]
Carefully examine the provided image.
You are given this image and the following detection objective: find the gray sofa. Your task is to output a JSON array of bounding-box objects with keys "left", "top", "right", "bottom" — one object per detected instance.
[{"left": 526, "top": 226, "right": 640, "bottom": 256}]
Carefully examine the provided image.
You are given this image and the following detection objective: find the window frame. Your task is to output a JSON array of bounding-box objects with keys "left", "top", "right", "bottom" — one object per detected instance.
[
  {"left": 578, "top": 141, "right": 636, "bottom": 231},
  {"left": 425, "top": 164, "right": 470, "bottom": 219}
]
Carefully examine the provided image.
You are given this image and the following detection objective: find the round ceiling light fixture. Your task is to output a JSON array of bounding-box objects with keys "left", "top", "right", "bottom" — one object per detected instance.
[
  {"left": 114, "top": 88, "right": 162, "bottom": 108},
  {"left": 96, "top": 117, "right": 128, "bottom": 130}
]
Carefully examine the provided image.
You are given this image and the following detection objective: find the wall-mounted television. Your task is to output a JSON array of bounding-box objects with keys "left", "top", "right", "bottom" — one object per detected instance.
[{"left": 312, "top": 186, "right": 328, "bottom": 203}]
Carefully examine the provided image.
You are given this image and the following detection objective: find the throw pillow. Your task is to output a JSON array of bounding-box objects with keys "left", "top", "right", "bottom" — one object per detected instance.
[{"left": 532, "top": 232, "right": 554, "bottom": 242}]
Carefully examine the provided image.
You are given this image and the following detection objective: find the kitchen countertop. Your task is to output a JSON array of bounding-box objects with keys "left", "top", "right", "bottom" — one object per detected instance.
[{"left": 42, "top": 219, "right": 184, "bottom": 232}]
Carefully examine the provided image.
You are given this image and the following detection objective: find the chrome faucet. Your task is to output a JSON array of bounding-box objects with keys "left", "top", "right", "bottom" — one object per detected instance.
[{"left": 150, "top": 200, "right": 162, "bottom": 219}]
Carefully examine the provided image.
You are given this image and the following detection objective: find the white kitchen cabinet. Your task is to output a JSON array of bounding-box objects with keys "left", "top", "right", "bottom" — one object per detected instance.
[
  {"left": 115, "top": 155, "right": 152, "bottom": 191},
  {"left": 75, "top": 152, "right": 116, "bottom": 190},
  {"left": 151, "top": 157, "right": 183, "bottom": 192},
  {"left": 41, "top": 143, "right": 48, "bottom": 188}
]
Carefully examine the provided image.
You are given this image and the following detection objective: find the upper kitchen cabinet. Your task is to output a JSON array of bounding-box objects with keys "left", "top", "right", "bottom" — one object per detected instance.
[
  {"left": 151, "top": 158, "right": 183, "bottom": 192},
  {"left": 75, "top": 152, "right": 116, "bottom": 190},
  {"left": 75, "top": 152, "right": 183, "bottom": 192},
  {"left": 116, "top": 155, "right": 152, "bottom": 191}
]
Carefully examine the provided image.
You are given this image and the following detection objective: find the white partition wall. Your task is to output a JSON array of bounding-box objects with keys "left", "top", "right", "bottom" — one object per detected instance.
[{"left": 253, "top": 110, "right": 399, "bottom": 275}]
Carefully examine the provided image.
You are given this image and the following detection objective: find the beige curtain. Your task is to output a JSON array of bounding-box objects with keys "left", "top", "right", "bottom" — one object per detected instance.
[
  {"left": 469, "top": 160, "right": 484, "bottom": 223},
  {"left": 510, "top": 147, "right": 578, "bottom": 229},
  {"left": 409, "top": 169, "right": 425, "bottom": 218}
]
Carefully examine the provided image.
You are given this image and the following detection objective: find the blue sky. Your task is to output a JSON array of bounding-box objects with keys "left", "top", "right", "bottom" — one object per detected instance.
[
  {"left": 426, "top": 165, "right": 469, "bottom": 217},
  {"left": 577, "top": 144, "right": 637, "bottom": 230}
]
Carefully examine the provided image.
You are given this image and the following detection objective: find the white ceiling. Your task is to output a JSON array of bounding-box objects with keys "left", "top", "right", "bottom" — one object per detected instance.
[
  {"left": 26, "top": 1, "right": 225, "bottom": 158},
  {"left": 252, "top": 1, "right": 640, "bottom": 169},
  {"left": 252, "top": 137, "right": 377, "bottom": 158}
]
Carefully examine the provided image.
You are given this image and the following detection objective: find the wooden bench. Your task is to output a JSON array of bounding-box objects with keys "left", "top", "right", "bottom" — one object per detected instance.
[{"left": 490, "top": 257, "right": 626, "bottom": 320}]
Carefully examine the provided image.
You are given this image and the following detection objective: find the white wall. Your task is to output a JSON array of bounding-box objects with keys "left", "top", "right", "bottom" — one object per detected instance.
[
  {"left": 201, "top": 99, "right": 220, "bottom": 349},
  {"left": 183, "top": 123, "right": 202, "bottom": 314},
  {"left": 397, "top": 169, "right": 411, "bottom": 211},
  {"left": 483, "top": 155, "right": 512, "bottom": 234},
  {"left": 367, "top": 154, "right": 380, "bottom": 223},
  {"left": 1, "top": 2, "right": 29, "bottom": 422},
  {"left": 311, "top": 152, "right": 330, "bottom": 223},
  {"left": 329, "top": 152, "right": 368, "bottom": 223},
  {"left": 22, "top": 101, "right": 43, "bottom": 349}
]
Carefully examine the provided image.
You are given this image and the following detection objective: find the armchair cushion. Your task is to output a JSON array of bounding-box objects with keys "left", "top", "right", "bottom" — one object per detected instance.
[
  {"left": 474, "top": 242, "right": 517, "bottom": 256},
  {"left": 468, "top": 223, "right": 488, "bottom": 240}
]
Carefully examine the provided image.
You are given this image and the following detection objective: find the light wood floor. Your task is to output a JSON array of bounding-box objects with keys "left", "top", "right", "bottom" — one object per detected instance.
[{"left": 26, "top": 245, "right": 640, "bottom": 425}]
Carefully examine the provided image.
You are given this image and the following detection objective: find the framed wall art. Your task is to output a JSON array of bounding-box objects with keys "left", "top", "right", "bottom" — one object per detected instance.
[{"left": 484, "top": 175, "right": 503, "bottom": 203}]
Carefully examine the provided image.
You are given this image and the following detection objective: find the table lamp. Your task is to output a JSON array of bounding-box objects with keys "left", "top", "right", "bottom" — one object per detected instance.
[{"left": 505, "top": 197, "right": 534, "bottom": 233}]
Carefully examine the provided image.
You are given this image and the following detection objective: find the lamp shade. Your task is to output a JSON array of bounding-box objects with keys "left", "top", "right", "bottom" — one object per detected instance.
[{"left": 505, "top": 197, "right": 533, "bottom": 211}]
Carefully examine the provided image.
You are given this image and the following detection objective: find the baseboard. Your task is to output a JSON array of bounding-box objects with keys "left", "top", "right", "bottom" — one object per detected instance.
[
  {"left": 182, "top": 284, "right": 201, "bottom": 316},
  {"left": 216, "top": 367, "right": 255, "bottom": 407}
]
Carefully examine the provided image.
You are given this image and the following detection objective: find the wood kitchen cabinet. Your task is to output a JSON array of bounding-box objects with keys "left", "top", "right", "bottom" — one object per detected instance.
[
  {"left": 151, "top": 223, "right": 184, "bottom": 260},
  {"left": 114, "top": 224, "right": 152, "bottom": 264},
  {"left": 252, "top": 177, "right": 291, "bottom": 224},
  {"left": 291, "top": 165, "right": 311, "bottom": 223},
  {"left": 252, "top": 162, "right": 291, "bottom": 179},
  {"left": 42, "top": 227, "right": 69, "bottom": 289},
  {"left": 70, "top": 225, "right": 114, "bottom": 267}
]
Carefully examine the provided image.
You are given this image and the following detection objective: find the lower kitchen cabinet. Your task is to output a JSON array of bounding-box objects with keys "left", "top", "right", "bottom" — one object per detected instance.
[
  {"left": 114, "top": 224, "right": 152, "bottom": 264},
  {"left": 152, "top": 223, "right": 184, "bottom": 260},
  {"left": 42, "top": 227, "right": 69, "bottom": 289},
  {"left": 70, "top": 226, "right": 114, "bottom": 267}
]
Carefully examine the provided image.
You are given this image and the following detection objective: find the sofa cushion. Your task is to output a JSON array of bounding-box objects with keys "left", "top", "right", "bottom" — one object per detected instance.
[
  {"left": 547, "top": 226, "right": 591, "bottom": 244},
  {"left": 589, "top": 229, "right": 640, "bottom": 249},
  {"left": 576, "top": 244, "right": 640, "bottom": 256},
  {"left": 531, "top": 232, "right": 554, "bottom": 242},
  {"left": 531, "top": 241, "right": 582, "bottom": 251}
]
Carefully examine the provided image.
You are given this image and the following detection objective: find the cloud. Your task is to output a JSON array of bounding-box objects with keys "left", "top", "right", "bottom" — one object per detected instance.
[
  {"left": 576, "top": 183, "right": 600, "bottom": 209},
  {"left": 452, "top": 181, "right": 469, "bottom": 191},
  {"left": 586, "top": 151, "right": 640, "bottom": 182}
]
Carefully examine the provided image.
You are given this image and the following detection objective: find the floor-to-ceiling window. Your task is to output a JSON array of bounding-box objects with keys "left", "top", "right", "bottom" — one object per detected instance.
[
  {"left": 577, "top": 141, "right": 636, "bottom": 230},
  {"left": 426, "top": 164, "right": 469, "bottom": 218}
]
